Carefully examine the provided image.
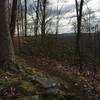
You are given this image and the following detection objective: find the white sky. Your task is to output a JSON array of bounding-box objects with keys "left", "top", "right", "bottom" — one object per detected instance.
[
  {"left": 27, "top": 0, "right": 100, "bottom": 34},
  {"left": 49, "top": 0, "right": 100, "bottom": 33}
]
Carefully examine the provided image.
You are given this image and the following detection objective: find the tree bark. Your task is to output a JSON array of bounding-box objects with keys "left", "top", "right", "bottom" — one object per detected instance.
[
  {"left": 24, "top": 0, "right": 27, "bottom": 37},
  {"left": 0, "top": 0, "right": 15, "bottom": 68},
  {"left": 55, "top": 0, "right": 59, "bottom": 39},
  {"left": 10, "top": 0, "right": 17, "bottom": 37},
  {"left": 75, "top": 0, "right": 84, "bottom": 70},
  {"left": 34, "top": 0, "right": 40, "bottom": 38},
  {"left": 41, "top": 0, "right": 47, "bottom": 40}
]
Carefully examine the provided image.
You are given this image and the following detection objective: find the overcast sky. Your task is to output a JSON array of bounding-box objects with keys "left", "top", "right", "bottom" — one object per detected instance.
[
  {"left": 27, "top": 0, "right": 100, "bottom": 34},
  {"left": 48, "top": 0, "right": 100, "bottom": 33}
]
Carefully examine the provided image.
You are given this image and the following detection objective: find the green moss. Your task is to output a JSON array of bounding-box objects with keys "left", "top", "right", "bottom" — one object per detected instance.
[
  {"left": 19, "top": 96, "right": 40, "bottom": 100},
  {"left": 0, "top": 57, "right": 79, "bottom": 99},
  {"left": 18, "top": 81, "right": 33, "bottom": 93}
]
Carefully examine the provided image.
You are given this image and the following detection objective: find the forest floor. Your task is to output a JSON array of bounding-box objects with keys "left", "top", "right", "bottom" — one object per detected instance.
[
  {"left": 18, "top": 55, "right": 100, "bottom": 82},
  {"left": 0, "top": 56, "right": 100, "bottom": 100},
  {"left": 0, "top": 56, "right": 69, "bottom": 100},
  {"left": 17, "top": 55, "right": 100, "bottom": 100}
]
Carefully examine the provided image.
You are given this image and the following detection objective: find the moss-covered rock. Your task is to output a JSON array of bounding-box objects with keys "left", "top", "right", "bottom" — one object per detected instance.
[{"left": 0, "top": 58, "right": 70, "bottom": 100}]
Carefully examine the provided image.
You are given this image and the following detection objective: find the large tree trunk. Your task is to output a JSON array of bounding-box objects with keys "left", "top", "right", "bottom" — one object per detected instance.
[
  {"left": 0, "top": 0, "right": 15, "bottom": 68},
  {"left": 10, "top": 0, "right": 17, "bottom": 37}
]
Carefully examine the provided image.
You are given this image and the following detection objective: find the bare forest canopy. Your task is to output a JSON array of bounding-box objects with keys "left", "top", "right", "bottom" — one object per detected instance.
[{"left": 18, "top": 0, "right": 100, "bottom": 35}]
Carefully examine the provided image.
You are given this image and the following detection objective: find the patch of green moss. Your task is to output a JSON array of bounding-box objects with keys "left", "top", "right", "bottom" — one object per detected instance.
[
  {"left": 18, "top": 80, "right": 34, "bottom": 93},
  {"left": 19, "top": 96, "right": 40, "bottom": 100},
  {"left": 0, "top": 57, "right": 78, "bottom": 99}
]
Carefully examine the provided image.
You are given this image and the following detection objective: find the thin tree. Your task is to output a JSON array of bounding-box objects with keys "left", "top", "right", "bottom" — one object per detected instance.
[
  {"left": 16, "top": 0, "right": 21, "bottom": 52},
  {"left": 55, "top": 0, "right": 59, "bottom": 39},
  {"left": 41, "top": 0, "right": 47, "bottom": 40},
  {"left": 34, "top": 0, "right": 40, "bottom": 38},
  {"left": 20, "top": 0, "right": 24, "bottom": 36},
  {"left": 75, "top": 0, "right": 84, "bottom": 70},
  {"left": 24, "top": 0, "right": 27, "bottom": 37}
]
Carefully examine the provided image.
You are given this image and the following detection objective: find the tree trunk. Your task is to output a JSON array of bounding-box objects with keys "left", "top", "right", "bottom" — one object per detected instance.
[
  {"left": 34, "top": 0, "right": 40, "bottom": 38},
  {"left": 75, "top": 0, "right": 84, "bottom": 70},
  {"left": 41, "top": 0, "right": 47, "bottom": 40},
  {"left": 10, "top": 0, "right": 17, "bottom": 37},
  {"left": 55, "top": 0, "right": 59, "bottom": 39},
  {"left": 24, "top": 0, "right": 27, "bottom": 37},
  {"left": 0, "top": 0, "right": 15, "bottom": 68}
]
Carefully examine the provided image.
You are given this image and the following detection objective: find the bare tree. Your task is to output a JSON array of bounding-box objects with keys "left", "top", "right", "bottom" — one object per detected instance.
[
  {"left": 34, "top": 0, "right": 40, "bottom": 38},
  {"left": 24, "top": 0, "right": 27, "bottom": 37},
  {"left": 55, "top": 0, "right": 60, "bottom": 39},
  {"left": 75, "top": 0, "right": 84, "bottom": 70},
  {"left": 40, "top": 0, "right": 47, "bottom": 40}
]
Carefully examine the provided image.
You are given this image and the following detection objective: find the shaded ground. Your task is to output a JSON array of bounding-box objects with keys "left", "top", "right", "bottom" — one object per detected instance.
[
  {"left": 17, "top": 56, "right": 100, "bottom": 100},
  {"left": 0, "top": 56, "right": 100, "bottom": 99},
  {"left": 0, "top": 58, "right": 68, "bottom": 100}
]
